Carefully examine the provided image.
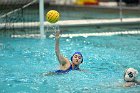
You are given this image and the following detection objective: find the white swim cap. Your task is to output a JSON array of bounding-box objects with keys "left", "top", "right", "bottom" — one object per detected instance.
[{"left": 124, "top": 68, "right": 138, "bottom": 82}]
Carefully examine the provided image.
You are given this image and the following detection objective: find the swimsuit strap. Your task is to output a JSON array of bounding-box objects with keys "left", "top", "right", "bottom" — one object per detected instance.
[{"left": 54, "top": 64, "right": 79, "bottom": 74}]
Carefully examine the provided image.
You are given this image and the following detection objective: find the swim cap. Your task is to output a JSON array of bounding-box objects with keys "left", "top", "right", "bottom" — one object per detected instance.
[
  {"left": 124, "top": 68, "right": 138, "bottom": 82},
  {"left": 71, "top": 52, "right": 83, "bottom": 63}
]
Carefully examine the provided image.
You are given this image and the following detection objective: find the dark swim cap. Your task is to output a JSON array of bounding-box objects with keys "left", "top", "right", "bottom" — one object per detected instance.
[{"left": 71, "top": 52, "right": 83, "bottom": 63}]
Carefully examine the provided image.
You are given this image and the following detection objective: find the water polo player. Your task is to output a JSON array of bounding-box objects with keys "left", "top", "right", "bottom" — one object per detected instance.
[
  {"left": 123, "top": 68, "right": 140, "bottom": 87},
  {"left": 43, "top": 30, "right": 83, "bottom": 76}
]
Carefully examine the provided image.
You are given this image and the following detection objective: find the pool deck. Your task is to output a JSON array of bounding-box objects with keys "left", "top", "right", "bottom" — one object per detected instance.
[
  {"left": 56, "top": 18, "right": 140, "bottom": 27},
  {"left": 1, "top": 18, "right": 140, "bottom": 29},
  {"left": 11, "top": 30, "right": 140, "bottom": 38}
]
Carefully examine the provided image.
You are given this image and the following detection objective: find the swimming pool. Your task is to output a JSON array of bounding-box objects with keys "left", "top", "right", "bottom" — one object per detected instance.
[{"left": 0, "top": 32, "right": 140, "bottom": 92}]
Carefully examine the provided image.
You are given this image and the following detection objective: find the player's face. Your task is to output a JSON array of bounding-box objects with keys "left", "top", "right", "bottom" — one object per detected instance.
[{"left": 72, "top": 54, "right": 82, "bottom": 65}]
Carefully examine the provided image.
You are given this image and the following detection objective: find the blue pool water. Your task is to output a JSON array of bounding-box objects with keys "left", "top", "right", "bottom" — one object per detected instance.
[{"left": 0, "top": 34, "right": 140, "bottom": 93}]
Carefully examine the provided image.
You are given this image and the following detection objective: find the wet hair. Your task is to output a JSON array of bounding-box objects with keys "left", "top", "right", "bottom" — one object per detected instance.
[{"left": 71, "top": 52, "right": 83, "bottom": 63}]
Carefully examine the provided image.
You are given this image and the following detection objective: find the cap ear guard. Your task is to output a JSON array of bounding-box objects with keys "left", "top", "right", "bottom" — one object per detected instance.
[
  {"left": 71, "top": 56, "right": 73, "bottom": 62},
  {"left": 81, "top": 58, "right": 83, "bottom": 63}
]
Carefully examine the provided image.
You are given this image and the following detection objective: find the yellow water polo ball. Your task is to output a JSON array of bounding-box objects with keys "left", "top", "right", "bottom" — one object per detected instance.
[{"left": 46, "top": 10, "right": 60, "bottom": 23}]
